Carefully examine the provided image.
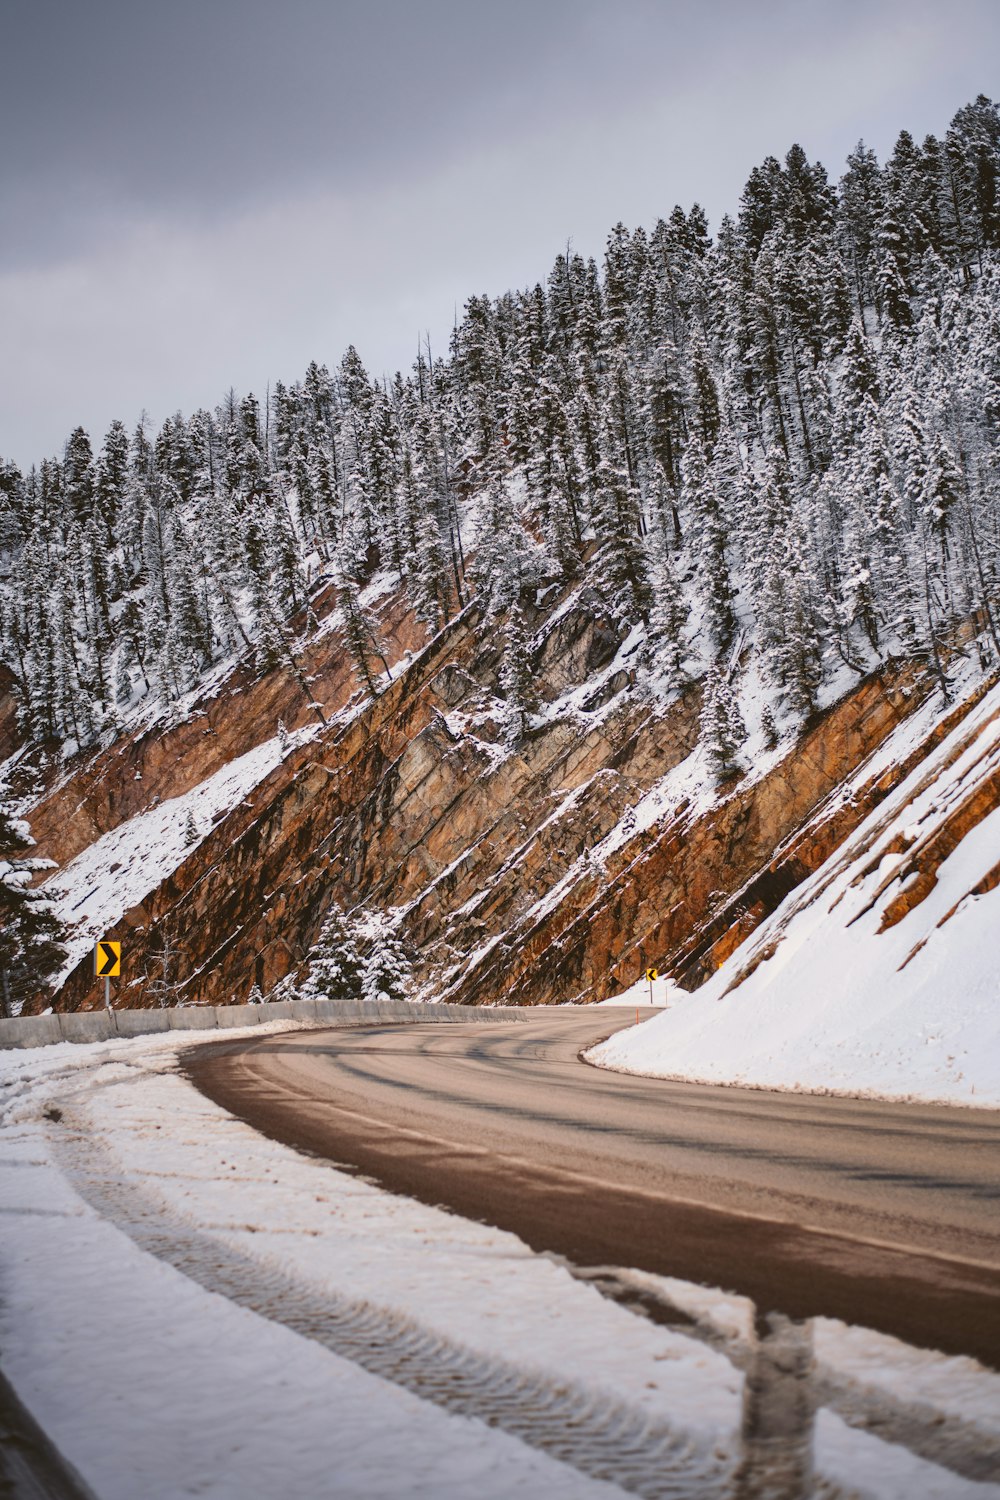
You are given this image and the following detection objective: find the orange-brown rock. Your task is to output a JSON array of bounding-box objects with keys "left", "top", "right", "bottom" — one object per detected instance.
[
  {"left": 52, "top": 590, "right": 687, "bottom": 1011},
  {"left": 25, "top": 584, "right": 429, "bottom": 875},
  {"left": 26, "top": 569, "right": 995, "bottom": 1019},
  {"left": 443, "top": 668, "right": 938, "bottom": 1007}
]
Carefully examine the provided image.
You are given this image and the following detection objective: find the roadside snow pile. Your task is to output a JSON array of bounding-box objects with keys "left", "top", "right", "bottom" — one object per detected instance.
[
  {"left": 589, "top": 676, "right": 1000, "bottom": 1107},
  {"left": 43, "top": 732, "right": 305, "bottom": 988}
]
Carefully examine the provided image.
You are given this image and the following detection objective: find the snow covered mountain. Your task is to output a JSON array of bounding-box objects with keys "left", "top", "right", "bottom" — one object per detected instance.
[{"left": 1, "top": 96, "right": 999, "bottom": 1106}]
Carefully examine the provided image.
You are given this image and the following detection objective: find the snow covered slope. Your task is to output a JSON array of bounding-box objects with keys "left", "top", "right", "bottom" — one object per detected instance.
[
  {"left": 589, "top": 673, "right": 1000, "bottom": 1107},
  {"left": 42, "top": 733, "right": 296, "bottom": 990}
]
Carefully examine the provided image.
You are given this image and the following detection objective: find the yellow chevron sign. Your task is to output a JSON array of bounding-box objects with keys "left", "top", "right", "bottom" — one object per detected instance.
[
  {"left": 645, "top": 967, "right": 658, "bottom": 982},
  {"left": 95, "top": 940, "right": 121, "bottom": 978}
]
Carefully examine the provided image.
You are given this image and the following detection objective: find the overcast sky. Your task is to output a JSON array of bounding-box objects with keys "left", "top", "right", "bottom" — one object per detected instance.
[{"left": 2, "top": 0, "right": 997, "bottom": 469}]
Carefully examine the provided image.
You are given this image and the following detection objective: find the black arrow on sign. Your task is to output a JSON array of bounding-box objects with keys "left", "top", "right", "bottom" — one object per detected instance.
[{"left": 96, "top": 942, "right": 118, "bottom": 977}]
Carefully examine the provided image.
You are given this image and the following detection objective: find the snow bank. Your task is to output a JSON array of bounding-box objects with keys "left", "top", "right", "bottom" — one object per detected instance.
[{"left": 589, "top": 678, "right": 1000, "bottom": 1107}]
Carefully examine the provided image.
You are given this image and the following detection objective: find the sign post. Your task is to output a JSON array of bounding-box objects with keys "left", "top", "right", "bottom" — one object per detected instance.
[
  {"left": 95, "top": 940, "right": 121, "bottom": 1013},
  {"left": 645, "top": 967, "right": 658, "bottom": 1006}
]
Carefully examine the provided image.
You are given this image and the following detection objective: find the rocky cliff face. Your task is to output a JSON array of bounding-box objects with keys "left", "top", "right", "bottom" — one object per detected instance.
[
  {"left": 449, "top": 667, "right": 934, "bottom": 1008},
  {"left": 19, "top": 585, "right": 428, "bottom": 875},
  {"left": 8, "top": 576, "right": 988, "bottom": 1017}
]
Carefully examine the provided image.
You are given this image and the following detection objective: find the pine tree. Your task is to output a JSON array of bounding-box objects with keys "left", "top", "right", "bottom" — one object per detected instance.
[
  {"left": 338, "top": 565, "right": 389, "bottom": 699},
  {"left": 0, "top": 797, "right": 65, "bottom": 1012},
  {"left": 591, "top": 414, "right": 650, "bottom": 628},
  {"left": 360, "top": 912, "right": 414, "bottom": 1003},
  {"left": 751, "top": 448, "right": 823, "bottom": 718},
  {"left": 838, "top": 141, "right": 883, "bottom": 328},
  {"left": 647, "top": 525, "right": 688, "bottom": 687},
  {"left": 469, "top": 440, "right": 542, "bottom": 620},
  {"left": 64, "top": 427, "right": 95, "bottom": 522},
  {"left": 95, "top": 419, "right": 130, "bottom": 538},
  {"left": 877, "top": 196, "right": 915, "bottom": 331},
  {"left": 682, "top": 436, "right": 734, "bottom": 655},
  {"left": 301, "top": 905, "right": 364, "bottom": 1000},
  {"left": 688, "top": 332, "right": 722, "bottom": 452},
  {"left": 700, "top": 661, "right": 746, "bottom": 783},
  {"left": 498, "top": 599, "right": 535, "bottom": 744}
]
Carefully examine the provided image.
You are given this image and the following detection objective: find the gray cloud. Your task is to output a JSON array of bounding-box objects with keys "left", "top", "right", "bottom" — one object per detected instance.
[
  {"left": 3, "top": 0, "right": 999, "bottom": 467},
  {"left": 3, "top": 0, "right": 641, "bottom": 261}
]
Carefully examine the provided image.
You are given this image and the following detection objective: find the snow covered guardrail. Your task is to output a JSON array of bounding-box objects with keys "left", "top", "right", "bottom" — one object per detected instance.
[{"left": 0, "top": 997, "right": 525, "bottom": 1051}]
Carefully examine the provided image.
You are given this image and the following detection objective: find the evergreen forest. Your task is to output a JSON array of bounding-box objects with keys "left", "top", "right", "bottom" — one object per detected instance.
[{"left": 3, "top": 95, "right": 1000, "bottom": 774}]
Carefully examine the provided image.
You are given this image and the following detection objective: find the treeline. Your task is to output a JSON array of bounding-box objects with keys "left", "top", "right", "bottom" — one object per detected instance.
[{"left": 2, "top": 95, "right": 1000, "bottom": 771}]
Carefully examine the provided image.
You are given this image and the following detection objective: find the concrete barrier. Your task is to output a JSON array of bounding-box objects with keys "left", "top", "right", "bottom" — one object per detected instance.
[
  {"left": 256, "top": 1000, "right": 298, "bottom": 1022},
  {"left": 114, "top": 1010, "right": 171, "bottom": 1037},
  {"left": 317, "top": 998, "right": 363, "bottom": 1022},
  {"left": 290, "top": 997, "right": 321, "bottom": 1022},
  {"left": 168, "top": 1007, "right": 218, "bottom": 1030},
  {"left": 309, "top": 998, "right": 341, "bottom": 1022},
  {"left": 0, "top": 1015, "right": 63, "bottom": 1049},
  {"left": 214, "top": 1004, "right": 262, "bottom": 1029},
  {"left": 58, "top": 1012, "right": 114, "bottom": 1044},
  {"left": 0, "top": 995, "right": 525, "bottom": 1053}
]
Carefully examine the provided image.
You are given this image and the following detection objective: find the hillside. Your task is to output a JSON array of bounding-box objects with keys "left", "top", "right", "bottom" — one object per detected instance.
[
  {"left": 1, "top": 97, "right": 999, "bottom": 1095},
  {"left": 0, "top": 570, "right": 982, "bottom": 1026},
  {"left": 590, "top": 661, "right": 1000, "bottom": 1106}
]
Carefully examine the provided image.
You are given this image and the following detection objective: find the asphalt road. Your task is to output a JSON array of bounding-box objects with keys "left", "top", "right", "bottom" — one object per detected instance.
[{"left": 185, "top": 1009, "right": 1000, "bottom": 1367}]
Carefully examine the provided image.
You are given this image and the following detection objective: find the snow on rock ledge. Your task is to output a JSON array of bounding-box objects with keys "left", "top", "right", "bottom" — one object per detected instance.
[
  {"left": 43, "top": 734, "right": 298, "bottom": 990},
  {"left": 589, "top": 675, "right": 1000, "bottom": 1108}
]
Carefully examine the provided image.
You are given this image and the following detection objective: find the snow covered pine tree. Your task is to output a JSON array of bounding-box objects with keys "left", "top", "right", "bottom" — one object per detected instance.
[{"left": 0, "top": 798, "right": 64, "bottom": 1015}]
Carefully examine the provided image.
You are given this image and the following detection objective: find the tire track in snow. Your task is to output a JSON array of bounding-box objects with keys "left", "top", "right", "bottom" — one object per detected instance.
[
  {"left": 578, "top": 1269, "right": 1000, "bottom": 1485},
  {"left": 50, "top": 1111, "right": 743, "bottom": 1500}
]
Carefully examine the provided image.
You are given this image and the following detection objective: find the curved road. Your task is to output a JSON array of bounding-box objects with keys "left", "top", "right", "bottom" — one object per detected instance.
[{"left": 186, "top": 1009, "right": 1000, "bottom": 1367}]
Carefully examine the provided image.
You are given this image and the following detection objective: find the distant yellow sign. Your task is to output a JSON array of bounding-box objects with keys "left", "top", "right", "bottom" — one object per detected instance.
[
  {"left": 95, "top": 941, "right": 121, "bottom": 978},
  {"left": 645, "top": 967, "right": 658, "bottom": 983}
]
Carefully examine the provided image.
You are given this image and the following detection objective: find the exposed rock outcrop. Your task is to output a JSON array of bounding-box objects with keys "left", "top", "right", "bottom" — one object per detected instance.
[{"left": 22, "top": 571, "right": 995, "bottom": 1019}]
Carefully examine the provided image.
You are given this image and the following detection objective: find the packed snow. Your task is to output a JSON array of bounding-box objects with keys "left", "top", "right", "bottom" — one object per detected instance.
[
  {"left": 2, "top": 1024, "right": 996, "bottom": 1498},
  {"left": 590, "top": 675, "right": 1000, "bottom": 1107}
]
